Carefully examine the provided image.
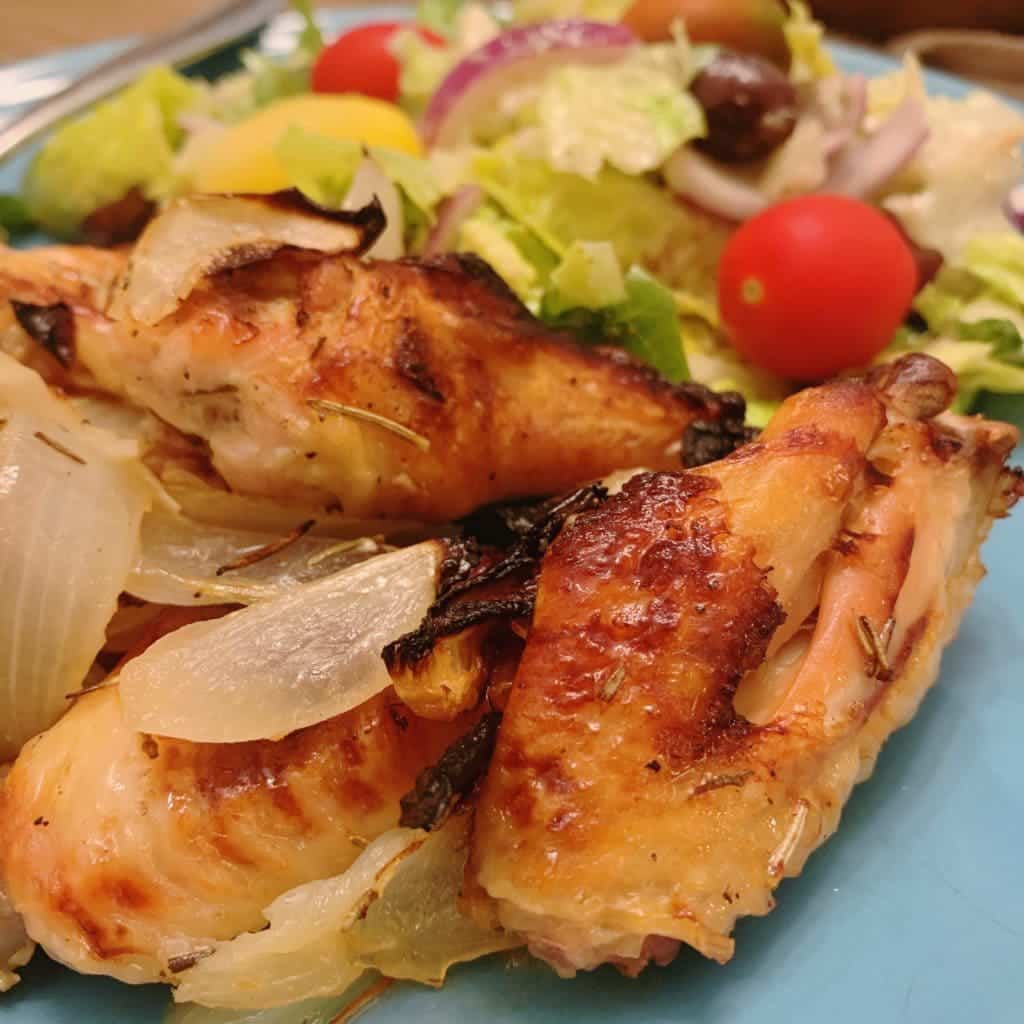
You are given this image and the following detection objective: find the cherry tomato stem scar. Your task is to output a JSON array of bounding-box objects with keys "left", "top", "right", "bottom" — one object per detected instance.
[{"left": 741, "top": 277, "right": 765, "bottom": 304}]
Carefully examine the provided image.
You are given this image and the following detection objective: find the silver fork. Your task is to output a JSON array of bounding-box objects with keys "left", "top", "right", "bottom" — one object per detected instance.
[{"left": 0, "top": 0, "right": 284, "bottom": 164}]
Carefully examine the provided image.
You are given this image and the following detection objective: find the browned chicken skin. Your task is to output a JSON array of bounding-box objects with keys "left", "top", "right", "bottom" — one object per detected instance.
[
  {"left": 0, "top": 688, "right": 475, "bottom": 984},
  {"left": 468, "top": 354, "right": 1020, "bottom": 973},
  {"left": 2, "top": 353, "right": 1017, "bottom": 996},
  {"left": 0, "top": 244, "right": 734, "bottom": 521}
]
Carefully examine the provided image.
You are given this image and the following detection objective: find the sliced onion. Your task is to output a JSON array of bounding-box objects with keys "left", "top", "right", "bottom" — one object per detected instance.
[
  {"left": 0, "top": 353, "right": 154, "bottom": 761},
  {"left": 0, "top": 885, "right": 33, "bottom": 993},
  {"left": 166, "top": 993, "right": 354, "bottom": 1024},
  {"left": 158, "top": 465, "right": 435, "bottom": 541},
  {"left": 118, "top": 541, "right": 444, "bottom": 743},
  {"left": 1006, "top": 183, "right": 1024, "bottom": 233},
  {"left": 422, "top": 185, "right": 484, "bottom": 257},
  {"left": 175, "top": 828, "right": 421, "bottom": 1009},
  {"left": 421, "top": 20, "right": 636, "bottom": 149},
  {"left": 343, "top": 156, "right": 404, "bottom": 260},
  {"left": 817, "top": 74, "right": 867, "bottom": 157},
  {"left": 820, "top": 92, "right": 929, "bottom": 199},
  {"left": 346, "top": 811, "right": 519, "bottom": 983},
  {"left": 107, "top": 193, "right": 385, "bottom": 326},
  {"left": 663, "top": 146, "right": 769, "bottom": 222},
  {"left": 174, "top": 815, "right": 516, "bottom": 1010},
  {"left": 128, "top": 506, "right": 387, "bottom": 607}
]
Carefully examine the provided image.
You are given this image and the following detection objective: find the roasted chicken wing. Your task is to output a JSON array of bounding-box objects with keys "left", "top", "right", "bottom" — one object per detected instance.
[
  {"left": 468, "top": 354, "right": 1021, "bottom": 974},
  {"left": 0, "top": 243, "right": 736, "bottom": 521},
  {"left": 0, "top": 687, "right": 475, "bottom": 984}
]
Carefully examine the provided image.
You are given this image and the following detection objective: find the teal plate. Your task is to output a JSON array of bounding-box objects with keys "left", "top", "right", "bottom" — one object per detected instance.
[{"left": 2, "top": 10, "right": 1023, "bottom": 1023}]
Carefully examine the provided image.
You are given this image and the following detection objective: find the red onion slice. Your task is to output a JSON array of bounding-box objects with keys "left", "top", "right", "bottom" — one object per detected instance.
[
  {"left": 820, "top": 92, "right": 930, "bottom": 199},
  {"left": 822, "top": 74, "right": 867, "bottom": 158},
  {"left": 422, "top": 184, "right": 484, "bottom": 257},
  {"left": 663, "top": 146, "right": 769, "bottom": 222},
  {"left": 421, "top": 19, "right": 636, "bottom": 149},
  {"left": 1006, "top": 184, "right": 1024, "bottom": 233}
]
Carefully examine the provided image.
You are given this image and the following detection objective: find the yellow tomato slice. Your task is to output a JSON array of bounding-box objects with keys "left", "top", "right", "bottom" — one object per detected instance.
[{"left": 191, "top": 94, "right": 422, "bottom": 194}]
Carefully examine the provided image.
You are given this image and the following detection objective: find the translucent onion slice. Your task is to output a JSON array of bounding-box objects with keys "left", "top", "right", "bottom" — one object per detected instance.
[
  {"left": 343, "top": 156, "right": 404, "bottom": 260},
  {"left": 820, "top": 92, "right": 929, "bottom": 198},
  {"left": 159, "top": 465, "right": 434, "bottom": 542},
  {"left": 128, "top": 505, "right": 387, "bottom": 607},
  {"left": 0, "top": 885, "right": 34, "bottom": 993},
  {"left": 0, "top": 354, "right": 154, "bottom": 761},
  {"left": 174, "top": 828, "right": 423, "bottom": 1009},
  {"left": 347, "top": 811, "right": 519, "bottom": 983},
  {"left": 118, "top": 541, "right": 444, "bottom": 743},
  {"left": 174, "top": 815, "right": 517, "bottom": 1010},
  {"left": 165, "top": 992, "right": 359, "bottom": 1024},
  {"left": 107, "top": 192, "right": 384, "bottom": 326}
]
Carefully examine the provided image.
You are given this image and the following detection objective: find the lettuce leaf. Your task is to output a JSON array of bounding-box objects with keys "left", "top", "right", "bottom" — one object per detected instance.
[
  {"left": 511, "top": 0, "right": 631, "bottom": 23},
  {"left": 0, "top": 195, "right": 33, "bottom": 240},
  {"left": 274, "top": 126, "right": 441, "bottom": 226},
  {"left": 415, "top": 0, "right": 465, "bottom": 36},
  {"left": 22, "top": 66, "right": 201, "bottom": 236},
  {"left": 528, "top": 53, "right": 705, "bottom": 179},
  {"left": 546, "top": 241, "right": 626, "bottom": 313},
  {"left": 471, "top": 149, "right": 697, "bottom": 270},
  {"left": 783, "top": 1, "right": 835, "bottom": 84},
  {"left": 456, "top": 203, "right": 558, "bottom": 308},
  {"left": 881, "top": 92, "right": 1024, "bottom": 261},
  {"left": 543, "top": 266, "right": 689, "bottom": 382},
  {"left": 884, "top": 237, "right": 1024, "bottom": 414}
]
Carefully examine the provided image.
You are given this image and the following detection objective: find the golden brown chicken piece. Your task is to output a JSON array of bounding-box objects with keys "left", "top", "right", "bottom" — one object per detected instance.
[
  {"left": 468, "top": 354, "right": 1020, "bottom": 974},
  {"left": 0, "top": 687, "right": 475, "bottom": 984},
  {"left": 0, "top": 243, "right": 734, "bottom": 521}
]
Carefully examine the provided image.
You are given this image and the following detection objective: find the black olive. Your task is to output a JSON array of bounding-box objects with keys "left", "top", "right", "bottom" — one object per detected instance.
[{"left": 692, "top": 52, "right": 798, "bottom": 164}]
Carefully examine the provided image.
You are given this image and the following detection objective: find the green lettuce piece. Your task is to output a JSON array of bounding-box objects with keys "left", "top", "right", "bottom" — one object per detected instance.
[
  {"left": 530, "top": 54, "right": 705, "bottom": 179},
  {"left": 393, "top": 26, "right": 458, "bottom": 116},
  {"left": 546, "top": 241, "right": 626, "bottom": 313},
  {"left": 22, "top": 66, "right": 200, "bottom": 236},
  {"left": 471, "top": 150, "right": 697, "bottom": 270},
  {"left": 395, "top": 5, "right": 500, "bottom": 116},
  {"left": 457, "top": 203, "right": 558, "bottom": 308},
  {"left": 783, "top": 2, "right": 835, "bottom": 83},
  {"left": 543, "top": 267, "right": 689, "bottom": 382},
  {"left": 956, "top": 319, "right": 1024, "bottom": 363},
  {"left": 0, "top": 195, "right": 33, "bottom": 240},
  {"left": 274, "top": 126, "right": 442, "bottom": 225},
  {"left": 511, "top": 0, "right": 631, "bottom": 23},
  {"left": 416, "top": 0, "right": 465, "bottom": 36},
  {"left": 961, "top": 233, "right": 1024, "bottom": 310}
]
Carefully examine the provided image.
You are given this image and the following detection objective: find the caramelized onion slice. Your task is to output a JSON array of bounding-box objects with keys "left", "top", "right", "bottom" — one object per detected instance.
[
  {"left": 108, "top": 192, "right": 385, "bottom": 326},
  {"left": 118, "top": 541, "right": 444, "bottom": 743},
  {"left": 174, "top": 815, "right": 517, "bottom": 1010}
]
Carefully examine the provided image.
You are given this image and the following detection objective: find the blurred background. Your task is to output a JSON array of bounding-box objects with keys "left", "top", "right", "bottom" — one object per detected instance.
[{"left": 2, "top": 1, "right": 1023, "bottom": 97}]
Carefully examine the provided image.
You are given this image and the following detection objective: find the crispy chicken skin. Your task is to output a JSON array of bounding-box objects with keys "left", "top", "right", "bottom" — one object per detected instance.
[
  {"left": 468, "top": 354, "right": 1020, "bottom": 974},
  {"left": 0, "top": 244, "right": 729, "bottom": 520},
  {"left": 0, "top": 688, "right": 475, "bottom": 984}
]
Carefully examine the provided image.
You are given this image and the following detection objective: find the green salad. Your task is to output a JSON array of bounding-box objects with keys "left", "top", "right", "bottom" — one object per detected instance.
[{"left": 6, "top": 0, "right": 1024, "bottom": 425}]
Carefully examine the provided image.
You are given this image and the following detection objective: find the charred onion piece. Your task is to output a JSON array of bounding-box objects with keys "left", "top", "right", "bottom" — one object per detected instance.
[
  {"left": 10, "top": 300, "right": 75, "bottom": 368},
  {"left": 399, "top": 712, "right": 503, "bottom": 830},
  {"left": 383, "top": 484, "right": 607, "bottom": 672}
]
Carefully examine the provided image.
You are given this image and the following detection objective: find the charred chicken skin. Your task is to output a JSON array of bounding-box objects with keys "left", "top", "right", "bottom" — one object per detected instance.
[
  {"left": 468, "top": 354, "right": 1020, "bottom": 974},
  {"left": 0, "top": 243, "right": 737, "bottom": 521}
]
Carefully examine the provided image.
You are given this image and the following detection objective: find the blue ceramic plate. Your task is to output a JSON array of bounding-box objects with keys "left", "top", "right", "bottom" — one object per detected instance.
[{"left": 2, "top": 10, "right": 1023, "bottom": 1023}]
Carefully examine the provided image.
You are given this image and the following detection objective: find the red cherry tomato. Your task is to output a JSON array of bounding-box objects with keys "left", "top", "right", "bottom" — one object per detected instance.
[
  {"left": 718, "top": 195, "right": 917, "bottom": 381},
  {"left": 311, "top": 22, "right": 445, "bottom": 103}
]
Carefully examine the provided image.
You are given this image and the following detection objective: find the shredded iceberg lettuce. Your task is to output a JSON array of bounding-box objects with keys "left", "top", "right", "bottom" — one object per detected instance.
[
  {"left": 23, "top": 67, "right": 201, "bottom": 236},
  {"left": 527, "top": 52, "right": 705, "bottom": 179},
  {"left": 274, "top": 125, "right": 442, "bottom": 230}
]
